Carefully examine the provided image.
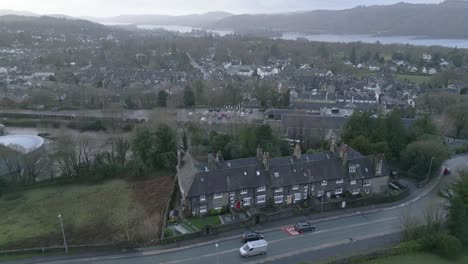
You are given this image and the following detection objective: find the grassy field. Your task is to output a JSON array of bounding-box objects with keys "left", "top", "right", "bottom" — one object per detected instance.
[
  {"left": 364, "top": 253, "right": 468, "bottom": 264},
  {"left": 0, "top": 177, "right": 174, "bottom": 250},
  {"left": 396, "top": 74, "right": 431, "bottom": 84}
]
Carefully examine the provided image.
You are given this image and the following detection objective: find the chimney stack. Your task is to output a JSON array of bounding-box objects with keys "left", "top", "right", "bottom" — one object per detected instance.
[
  {"left": 375, "top": 154, "right": 384, "bottom": 176},
  {"left": 208, "top": 153, "right": 216, "bottom": 170},
  {"left": 256, "top": 146, "right": 263, "bottom": 160},
  {"left": 216, "top": 151, "right": 224, "bottom": 166},
  {"left": 263, "top": 152, "right": 270, "bottom": 172},
  {"left": 329, "top": 137, "right": 337, "bottom": 153},
  {"left": 293, "top": 144, "right": 302, "bottom": 160}
]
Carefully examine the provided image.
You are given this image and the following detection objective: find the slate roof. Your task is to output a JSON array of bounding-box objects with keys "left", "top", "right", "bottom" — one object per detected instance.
[{"left": 179, "top": 145, "right": 388, "bottom": 199}]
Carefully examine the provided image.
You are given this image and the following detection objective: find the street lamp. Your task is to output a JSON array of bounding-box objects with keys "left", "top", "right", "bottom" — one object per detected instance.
[
  {"left": 426, "top": 157, "right": 435, "bottom": 183},
  {"left": 215, "top": 242, "right": 219, "bottom": 264},
  {"left": 58, "top": 213, "right": 68, "bottom": 254},
  {"left": 320, "top": 186, "right": 325, "bottom": 213}
]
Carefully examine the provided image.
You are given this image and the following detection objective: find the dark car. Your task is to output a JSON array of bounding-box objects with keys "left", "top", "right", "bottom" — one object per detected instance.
[
  {"left": 443, "top": 168, "right": 452, "bottom": 175},
  {"left": 294, "top": 222, "right": 316, "bottom": 233},
  {"left": 241, "top": 231, "right": 264, "bottom": 243}
]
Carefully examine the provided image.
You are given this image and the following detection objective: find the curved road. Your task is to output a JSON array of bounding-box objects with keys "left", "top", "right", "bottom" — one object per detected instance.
[{"left": 32, "top": 155, "right": 468, "bottom": 264}]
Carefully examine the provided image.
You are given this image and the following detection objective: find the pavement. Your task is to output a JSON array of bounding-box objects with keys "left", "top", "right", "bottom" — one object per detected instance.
[{"left": 5, "top": 155, "right": 468, "bottom": 264}]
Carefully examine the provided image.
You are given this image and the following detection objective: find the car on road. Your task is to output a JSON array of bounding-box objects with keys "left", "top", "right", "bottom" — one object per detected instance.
[
  {"left": 239, "top": 239, "right": 268, "bottom": 258},
  {"left": 443, "top": 167, "right": 452, "bottom": 175},
  {"left": 241, "top": 231, "right": 264, "bottom": 243},
  {"left": 294, "top": 222, "right": 316, "bottom": 233}
]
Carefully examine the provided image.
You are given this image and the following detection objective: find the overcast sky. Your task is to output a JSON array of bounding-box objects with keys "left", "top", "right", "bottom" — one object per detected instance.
[{"left": 0, "top": 0, "right": 444, "bottom": 17}]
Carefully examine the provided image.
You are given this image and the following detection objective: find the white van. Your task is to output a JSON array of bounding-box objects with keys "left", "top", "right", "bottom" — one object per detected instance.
[{"left": 239, "top": 239, "right": 268, "bottom": 258}]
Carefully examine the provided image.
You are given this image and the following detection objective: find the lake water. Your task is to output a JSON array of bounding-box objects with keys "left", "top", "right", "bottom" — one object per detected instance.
[
  {"left": 281, "top": 33, "right": 468, "bottom": 49},
  {"left": 101, "top": 22, "right": 468, "bottom": 48}
]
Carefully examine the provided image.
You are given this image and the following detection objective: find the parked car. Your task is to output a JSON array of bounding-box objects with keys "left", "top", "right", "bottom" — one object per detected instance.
[
  {"left": 294, "top": 222, "right": 316, "bottom": 233},
  {"left": 241, "top": 231, "right": 264, "bottom": 243},
  {"left": 239, "top": 239, "right": 268, "bottom": 258},
  {"left": 443, "top": 167, "right": 452, "bottom": 175}
]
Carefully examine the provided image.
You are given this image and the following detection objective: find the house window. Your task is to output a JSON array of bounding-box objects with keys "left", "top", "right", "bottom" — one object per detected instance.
[
  {"left": 321, "top": 180, "right": 328, "bottom": 186},
  {"left": 240, "top": 189, "right": 248, "bottom": 195},
  {"left": 257, "top": 186, "right": 266, "bottom": 192},
  {"left": 274, "top": 187, "right": 283, "bottom": 193},
  {"left": 304, "top": 185, "right": 308, "bottom": 192},
  {"left": 257, "top": 195, "right": 266, "bottom": 204},
  {"left": 349, "top": 165, "right": 356, "bottom": 173},
  {"left": 335, "top": 188, "right": 343, "bottom": 195},
  {"left": 214, "top": 203, "right": 223, "bottom": 210},
  {"left": 350, "top": 180, "right": 357, "bottom": 185},
  {"left": 292, "top": 185, "right": 299, "bottom": 190},
  {"left": 363, "top": 180, "right": 371, "bottom": 187},
  {"left": 243, "top": 197, "right": 251, "bottom": 206},
  {"left": 274, "top": 195, "right": 283, "bottom": 204},
  {"left": 200, "top": 195, "right": 206, "bottom": 202},
  {"left": 336, "top": 179, "right": 344, "bottom": 184},
  {"left": 229, "top": 192, "right": 235, "bottom": 200},
  {"left": 311, "top": 185, "right": 315, "bottom": 191},
  {"left": 200, "top": 206, "right": 207, "bottom": 214},
  {"left": 214, "top": 192, "right": 223, "bottom": 199},
  {"left": 317, "top": 190, "right": 324, "bottom": 197},
  {"left": 294, "top": 193, "right": 301, "bottom": 201},
  {"left": 352, "top": 189, "right": 360, "bottom": 195},
  {"left": 230, "top": 201, "right": 234, "bottom": 207}
]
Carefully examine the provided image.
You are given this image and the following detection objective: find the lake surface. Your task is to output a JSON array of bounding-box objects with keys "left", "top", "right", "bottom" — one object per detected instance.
[
  {"left": 101, "top": 22, "right": 468, "bottom": 48},
  {"left": 281, "top": 33, "right": 468, "bottom": 49}
]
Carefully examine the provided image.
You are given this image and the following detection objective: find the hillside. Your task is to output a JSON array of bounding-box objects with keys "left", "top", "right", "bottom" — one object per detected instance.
[
  {"left": 0, "top": 15, "right": 113, "bottom": 38},
  {"left": 211, "top": 0, "right": 468, "bottom": 38},
  {"left": 95, "top": 11, "right": 232, "bottom": 27}
]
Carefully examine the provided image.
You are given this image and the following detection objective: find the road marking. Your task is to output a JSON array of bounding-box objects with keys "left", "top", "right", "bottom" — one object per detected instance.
[
  {"left": 282, "top": 226, "right": 301, "bottom": 236},
  {"left": 245, "top": 230, "right": 399, "bottom": 264},
  {"left": 157, "top": 217, "right": 399, "bottom": 264}
]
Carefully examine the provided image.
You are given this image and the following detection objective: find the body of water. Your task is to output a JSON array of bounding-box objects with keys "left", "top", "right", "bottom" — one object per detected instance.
[
  {"left": 281, "top": 33, "right": 468, "bottom": 49},
  {"left": 100, "top": 22, "right": 468, "bottom": 48}
]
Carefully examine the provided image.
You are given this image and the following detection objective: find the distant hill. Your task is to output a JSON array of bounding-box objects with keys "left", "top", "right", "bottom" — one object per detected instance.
[
  {"left": 0, "top": 15, "right": 111, "bottom": 37},
  {"left": 94, "top": 11, "right": 233, "bottom": 27},
  {"left": 211, "top": 0, "right": 468, "bottom": 38},
  {"left": 0, "top": 9, "right": 38, "bottom": 17}
]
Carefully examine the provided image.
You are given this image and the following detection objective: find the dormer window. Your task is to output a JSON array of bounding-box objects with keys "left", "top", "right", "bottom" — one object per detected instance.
[
  {"left": 200, "top": 195, "right": 206, "bottom": 202},
  {"left": 349, "top": 165, "right": 356, "bottom": 173},
  {"left": 274, "top": 172, "right": 280, "bottom": 177},
  {"left": 243, "top": 171, "right": 247, "bottom": 176},
  {"left": 321, "top": 180, "right": 328, "bottom": 186},
  {"left": 256, "top": 171, "right": 260, "bottom": 176}
]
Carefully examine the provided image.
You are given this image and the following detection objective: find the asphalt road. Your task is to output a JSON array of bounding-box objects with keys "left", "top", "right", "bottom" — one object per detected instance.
[{"left": 19, "top": 155, "right": 468, "bottom": 264}]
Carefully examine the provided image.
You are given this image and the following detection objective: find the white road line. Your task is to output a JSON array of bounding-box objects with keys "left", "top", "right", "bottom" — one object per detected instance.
[{"left": 246, "top": 230, "right": 399, "bottom": 264}]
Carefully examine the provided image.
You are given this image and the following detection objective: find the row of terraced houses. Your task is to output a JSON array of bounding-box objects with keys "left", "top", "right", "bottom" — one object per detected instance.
[{"left": 177, "top": 141, "right": 390, "bottom": 216}]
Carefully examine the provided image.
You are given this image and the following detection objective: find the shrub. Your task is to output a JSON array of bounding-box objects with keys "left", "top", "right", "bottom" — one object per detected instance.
[
  {"left": 164, "top": 228, "right": 174, "bottom": 238},
  {"left": 434, "top": 233, "right": 463, "bottom": 260},
  {"left": 396, "top": 240, "right": 424, "bottom": 254}
]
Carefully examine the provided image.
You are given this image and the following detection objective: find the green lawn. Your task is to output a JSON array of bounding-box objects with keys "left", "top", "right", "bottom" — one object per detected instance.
[
  {"left": 396, "top": 74, "right": 430, "bottom": 84},
  {"left": 364, "top": 253, "right": 468, "bottom": 264},
  {"left": 184, "top": 216, "right": 221, "bottom": 231},
  {"left": 0, "top": 180, "right": 140, "bottom": 249}
]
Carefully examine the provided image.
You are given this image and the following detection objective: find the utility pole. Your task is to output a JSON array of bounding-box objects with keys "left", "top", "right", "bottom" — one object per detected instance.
[{"left": 58, "top": 213, "right": 68, "bottom": 254}]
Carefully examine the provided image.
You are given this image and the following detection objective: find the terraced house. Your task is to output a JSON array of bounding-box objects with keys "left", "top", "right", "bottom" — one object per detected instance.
[{"left": 177, "top": 141, "right": 389, "bottom": 216}]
